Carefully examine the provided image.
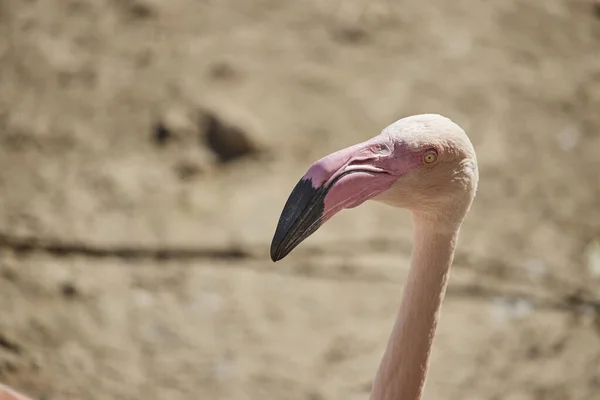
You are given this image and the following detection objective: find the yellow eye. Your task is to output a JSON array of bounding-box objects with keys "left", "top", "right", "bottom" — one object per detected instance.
[{"left": 423, "top": 151, "right": 437, "bottom": 164}]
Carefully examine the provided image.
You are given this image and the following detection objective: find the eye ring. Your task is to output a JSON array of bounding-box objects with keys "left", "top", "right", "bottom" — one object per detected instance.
[{"left": 423, "top": 149, "right": 438, "bottom": 164}]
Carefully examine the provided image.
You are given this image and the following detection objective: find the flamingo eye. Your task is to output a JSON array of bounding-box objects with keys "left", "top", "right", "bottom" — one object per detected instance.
[{"left": 423, "top": 150, "right": 438, "bottom": 164}]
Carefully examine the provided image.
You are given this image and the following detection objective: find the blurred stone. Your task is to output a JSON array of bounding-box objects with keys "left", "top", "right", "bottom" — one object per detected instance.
[
  {"left": 151, "top": 122, "right": 171, "bottom": 146},
  {"left": 198, "top": 110, "right": 260, "bottom": 163},
  {"left": 322, "top": 340, "right": 349, "bottom": 364},
  {"left": 60, "top": 282, "right": 78, "bottom": 298},
  {"left": 333, "top": 25, "right": 368, "bottom": 44},
  {"left": 208, "top": 61, "right": 239, "bottom": 81},
  {"left": 564, "top": 291, "right": 585, "bottom": 308},
  {"left": 129, "top": 3, "right": 154, "bottom": 19},
  {"left": 120, "top": 0, "right": 157, "bottom": 19}
]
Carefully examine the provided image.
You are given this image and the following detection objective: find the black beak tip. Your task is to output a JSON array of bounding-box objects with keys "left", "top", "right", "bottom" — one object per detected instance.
[
  {"left": 270, "top": 244, "right": 281, "bottom": 262},
  {"left": 270, "top": 177, "right": 325, "bottom": 263},
  {"left": 269, "top": 232, "right": 287, "bottom": 262}
]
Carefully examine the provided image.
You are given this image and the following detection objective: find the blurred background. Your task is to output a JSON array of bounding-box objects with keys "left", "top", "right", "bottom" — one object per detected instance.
[{"left": 1, "top": 0, "right": 600, "bottom": 399}]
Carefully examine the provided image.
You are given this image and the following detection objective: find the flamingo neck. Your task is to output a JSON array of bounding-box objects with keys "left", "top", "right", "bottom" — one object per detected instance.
[{"left": 370, "top": 216, "right": 460, "bottom": 400}]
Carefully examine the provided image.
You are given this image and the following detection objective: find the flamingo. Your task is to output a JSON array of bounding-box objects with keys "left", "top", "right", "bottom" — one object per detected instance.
[{"left": 271, "top": 114, "right": 478, "bottom": 400}]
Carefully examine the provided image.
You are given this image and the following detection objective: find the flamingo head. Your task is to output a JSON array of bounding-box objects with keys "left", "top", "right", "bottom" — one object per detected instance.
[{"left": 270, "top": 114, "right": 479, "bottom": 261}]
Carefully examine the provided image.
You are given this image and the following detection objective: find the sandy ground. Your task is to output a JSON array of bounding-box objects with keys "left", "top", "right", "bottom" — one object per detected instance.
[{"left": 1, "top": 0, "right": 600, "bottom": 399}]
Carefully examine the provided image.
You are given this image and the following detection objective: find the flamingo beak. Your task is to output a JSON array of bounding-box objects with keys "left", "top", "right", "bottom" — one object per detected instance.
[{"left": 270, "top": 139, "right": 399, "bottom": 262}]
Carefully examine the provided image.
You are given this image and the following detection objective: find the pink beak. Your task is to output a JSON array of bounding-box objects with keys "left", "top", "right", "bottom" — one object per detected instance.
[{"left": 271, "top": 136, "right": 412, "bottom": 261}]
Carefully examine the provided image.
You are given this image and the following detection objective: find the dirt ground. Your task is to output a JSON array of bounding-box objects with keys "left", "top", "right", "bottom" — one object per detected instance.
[{"left": 1, "top": 0, "right": 600, "bottom": 399}]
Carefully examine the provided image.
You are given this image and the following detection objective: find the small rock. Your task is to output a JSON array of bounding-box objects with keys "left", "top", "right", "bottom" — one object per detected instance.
[
  {"left": 208, "top": 61, "right": 238, "bottom": 81},
  {"left": 120, "top": 0, "right": 156, "bottom": 19},
  {"left": 334, "top": 25, "right": 368, "bottom": 44},
  {"left": 60, "top": 282, "right": 78, "bottom": 298},
  {"left": 129, "top": 3, "right": 154, "bottom": 19},
  {"left": 564, "top": 291, "right": 586, "bottom": 308},
  {"left": 152, "top": 122, "right": 171, "bottom": 146},
  {"left": 322, "top": 336, "right": 352, "bottom": 364},
  {"left": 199, "top": 111, "right": 259, "bottom": 163}
]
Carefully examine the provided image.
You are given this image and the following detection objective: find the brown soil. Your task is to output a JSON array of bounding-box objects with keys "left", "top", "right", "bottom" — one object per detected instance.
[{"left": 1, "top": 0, "right": 600, "bottom": 399}]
